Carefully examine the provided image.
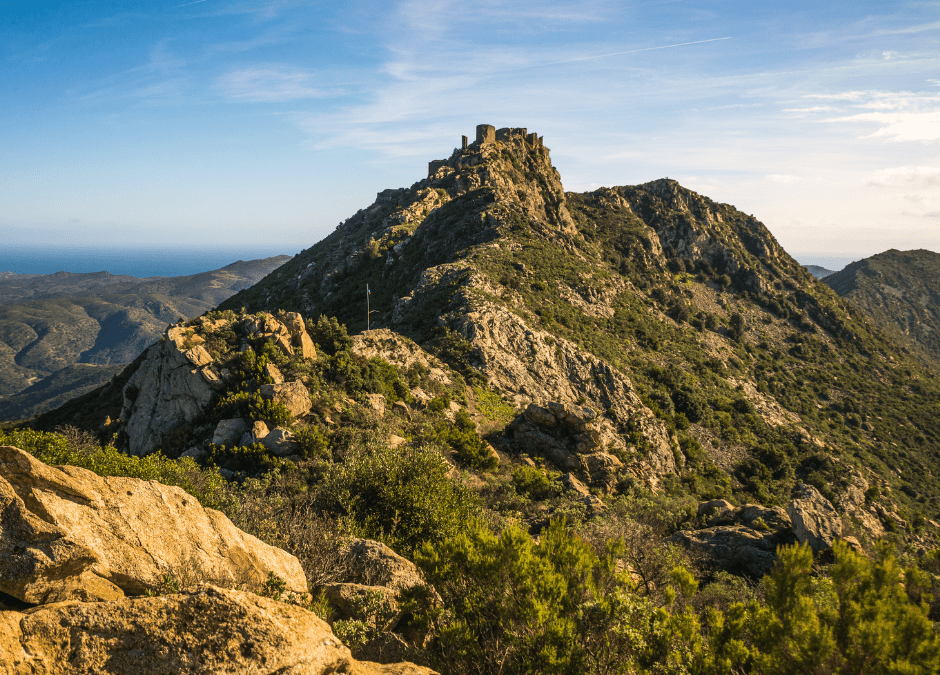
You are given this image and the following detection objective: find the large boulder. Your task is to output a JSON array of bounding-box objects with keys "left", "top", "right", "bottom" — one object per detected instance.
[
  {"left": 509, "top": 401, "right": 627, "bottom": 491},
  {"left": 342, "top": 539, "right": 425, "bottom": 592},
  {"left": 261, "top": 427, "right": 299, "bottom": 457},
  {"left": 260, "top": 381, "right": 312, "bottom": 417},
  {"left": 671, "top": 501, "right": 797, "bottom": 577},
  {"left": 119, "top": 325, "right": 226, "bottom": 456},
  {"left": 0, "top": 446, "right": 306, "bottom": 603},
  {"left": 670, "top": 526, "right": 785, "bottom": 578},
  {"left": 0, "top": 585, "right": 435, "bottom": 675},
  {"left": 787, "top": 483, "right": 842, "bottom": 552},
  {"left": 212, "top": 418, "right": 246, "bottom": 447}
]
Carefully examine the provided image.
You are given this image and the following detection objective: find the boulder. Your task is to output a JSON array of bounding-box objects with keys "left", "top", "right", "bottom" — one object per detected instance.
[
  {"left": 264, "top": 362, "right": 285, "bottom": 384},
  {"left": 0, "top": 445, "right": 307, "bottom": 602},
  {"left": 261, "top": 427, "right": 299, "bottom": 457},
  {"left": 787, "top": 483, "right": 842, "bottom": 552},
  {"left": 321, "top": 582, "right": 399, "bottom": 622},
  {"left": 260, "top": 381, "right": 312, "bottom": 417},
  {"left": 561, "top": 472, "right": 590, "bottom": 498},
  {"left": 252, "top": 420, "right": 270, "bottom": 440},
  {"left": 697, "top": 499, "right": 733, "bottom": 518},
  {"left": 212, "top": 418, "right": 246, "bottom": 447},
  {"left": 388, "top": 434, "right": 407, "bottom": 448},
  {"left": 365, "top": 393, "right": 387, "bottom": 416},
  {"left": 670, "top": 525, "right": 793, "bottom": 578},
  {"left": 342, "top": 539, "right": 424, "bottom": 593},
  {"left": 179, "top": 446, "right": 207, "bottom": 462},
  {"left": 392, "top": 401, "right": 410, "bottom": 417},
  {"left": 0, "top": 585, "right": 436, "bottom": 675}
]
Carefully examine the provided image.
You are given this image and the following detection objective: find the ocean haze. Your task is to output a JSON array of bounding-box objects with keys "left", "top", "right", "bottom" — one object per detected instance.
[{"left": 0, "top": 245, "right": 291, "bottom": 278}]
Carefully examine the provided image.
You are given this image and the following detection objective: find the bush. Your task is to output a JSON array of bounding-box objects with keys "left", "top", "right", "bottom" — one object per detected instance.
[
  {"left": 512, "top": 465, "right": 560, "bottom": 500},
  {"left": 312, "top": 442, "right": 481, "bottom": 556},
  {"left": 308, "top": 315, "right": 353, "bottom": 356},
  {"left": 206, "top": 442, "right": 282, "bottom": 475}
]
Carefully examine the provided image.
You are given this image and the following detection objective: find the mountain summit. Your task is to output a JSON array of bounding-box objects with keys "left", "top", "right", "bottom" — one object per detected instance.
[{"left": 212, "top": 124, "right": 940, "bottom": 544}]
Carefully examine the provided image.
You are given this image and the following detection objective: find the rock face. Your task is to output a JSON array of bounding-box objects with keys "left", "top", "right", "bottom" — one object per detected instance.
[
  {"left": 670, "top": 502, "right": 797, "bottom": 577},
  {"left": 260, "top": 380, "right": 312, "bottom": 417},
  {"left": 1, "top": 585, "right": 435, "bottom": 675},
  {"left": 0, "top": 445, "right": 306, "bottom": 603},
  {"left": 508, "top": 400, "right": 668, "bottom": 491},
  {"left": 108, "top": 312, "right": 318, "bottom": 457},
  {"left": 787, "top": 483, "right": 842, "bottom": 552},
  {"left": 119, "top": 325, "right": 226, "bottom": 457}
]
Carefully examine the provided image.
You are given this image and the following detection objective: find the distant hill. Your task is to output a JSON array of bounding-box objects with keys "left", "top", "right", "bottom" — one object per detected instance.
[
  {"left": 823, "top": 249, "right": 940, "bottom": 365},
  {"left": 804, "top": 264, "right": 836, "bottom": 279},
  {"left": 0, "top": 256, "right": 289, "bottom": 421}
]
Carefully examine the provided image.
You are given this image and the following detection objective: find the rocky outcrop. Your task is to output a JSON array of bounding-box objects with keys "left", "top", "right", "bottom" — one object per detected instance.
[
  {"left": 109, "top": 312, "right": 320, "bottom": 456},
  {"left": 394, "top": 268, "right": 676, "bottom": 484},
  {"left": 352, "top": 329, "right": 453, "bottom": 386},
  {"left": 0, "top": 445, "right": 306, "bottom": 603},
  {"left": 0, "top": 585, "right": 435, "bottom": 675},
  {"left": 246, "top": 312, "right": 318, "bottom": 360},
  {"left": 671, "top": 502, "right": 797, "bottom": 577},
  {"left": 508, "top": 400, "right": 671, "bottom": 492},
  {"left": 119, "top": 325, "right": 226, "bottom": 457},
  {"left": 787, "top": 483, "right": 842, "bottom": 552},
  {"left": 260, "top": 380, "right": 312, "bottom": 417}
]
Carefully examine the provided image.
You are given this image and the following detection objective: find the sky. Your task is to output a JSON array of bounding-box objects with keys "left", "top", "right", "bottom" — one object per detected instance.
[{"left": 1, "top": 1, "right": 938, "bottom": 270}]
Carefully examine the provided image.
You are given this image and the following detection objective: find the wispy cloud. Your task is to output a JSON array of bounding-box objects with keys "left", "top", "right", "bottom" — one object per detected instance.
[
  {"left": 867, "top": 166, "right": 940, "bottom": 188},
  {"left": 215, "top": 66, "right": 333, "bottom": 101},
  {"left": 836, "top": 111, "right": 940, "bottom": 141}
]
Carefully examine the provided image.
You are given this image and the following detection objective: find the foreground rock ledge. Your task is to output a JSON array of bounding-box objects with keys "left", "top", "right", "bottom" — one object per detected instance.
[
  {"left": 0, "top": 585, "right": 436, "bottom": 675},
  {"left": 0, "top": 445, "right": 306, "bottom": 603}
]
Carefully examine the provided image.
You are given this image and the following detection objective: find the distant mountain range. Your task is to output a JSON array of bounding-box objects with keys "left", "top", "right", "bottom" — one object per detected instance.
[
  {"left": 0, "top": 256, "right": 289, "bottom": 422},
  {"left": 823, "top": 249, "right": 940, "bottom": 366},
  {"left": 803, "top": 264, "right": 836, "bottom": 279}
]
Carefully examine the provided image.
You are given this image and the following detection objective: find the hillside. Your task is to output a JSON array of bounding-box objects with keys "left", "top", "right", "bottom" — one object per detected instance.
[
  {"left": 0, "top": 256, "right": 289, "bottom": 421},
  {"left": 25, "top": 125, "right": 940, "bottom": 673},
  {"left": 215, "top": 125, "right": 940, "bottom": 538},
  {"left": 804, "top": 264, "right": 836, "bottom": 279},
  {"left": 823, "top": 249, "right": 940, "bottom": 365}
]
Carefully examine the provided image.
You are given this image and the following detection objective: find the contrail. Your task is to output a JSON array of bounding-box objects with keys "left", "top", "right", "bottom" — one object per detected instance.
[
  {"left": 177, "top": 0, "right": 210, "bottom": 7},
  {"left": 542, "top": 37, "right": 732, "bottom": 67}
]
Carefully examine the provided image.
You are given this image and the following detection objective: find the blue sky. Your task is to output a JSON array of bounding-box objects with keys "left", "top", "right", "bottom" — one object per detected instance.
[{"left": 1, "top": 1, "right": 938, "bottom": 267}]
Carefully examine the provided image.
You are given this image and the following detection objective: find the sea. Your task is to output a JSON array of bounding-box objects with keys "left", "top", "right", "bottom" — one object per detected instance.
[{"left": 0, "top": 245, "right": 294, "bottom": 278}]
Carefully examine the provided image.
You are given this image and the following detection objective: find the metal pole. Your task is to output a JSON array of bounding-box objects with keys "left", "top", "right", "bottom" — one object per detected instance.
[{"left": 367, "top": 284, "right": 370, "bottom": 331}]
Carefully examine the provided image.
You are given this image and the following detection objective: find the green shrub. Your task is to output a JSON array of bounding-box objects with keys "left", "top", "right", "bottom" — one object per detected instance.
[
  {"left": 512, "top": 465, "right": 559, "bottom": 500},
  {"left": 295, "top": 425, "right": 330, "bottom": 460},
  {"left": 206, "top": 443, "right": 282, "bottom": 475},
  {"left": 308, "top": 315, "right": 353, "bottom": 356},
  {"left": 439, "top": 409, "right": 498, "bottom": 472},
  {"left": 312, "top": 442, "right": 481, "bottom": 556}
]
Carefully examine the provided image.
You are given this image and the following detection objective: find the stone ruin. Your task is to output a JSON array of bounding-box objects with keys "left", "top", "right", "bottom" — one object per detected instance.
[{"left": 427, "top": 124, "right": 546, "bottom": 177}]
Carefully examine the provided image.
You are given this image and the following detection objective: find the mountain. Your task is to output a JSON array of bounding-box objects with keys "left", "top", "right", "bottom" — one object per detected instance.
[
  {"left": 22, "top": 125, "right": 940, "bottom": 672},
  {"left": 804, "top": 264, "right": 836, "bottom": 278},
  {"left": 0, "top": 256, "right": 290, "bottom": 422},
  {"left": 199, "top": 125, "right": 938, "bottom": 536},
  {"left": 822, "top": 249, "right": 940, "bottom": 366}
]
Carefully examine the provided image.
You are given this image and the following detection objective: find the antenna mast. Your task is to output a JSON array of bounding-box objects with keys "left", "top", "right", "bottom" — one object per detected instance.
[{"left": 367, "top": 284, "right": 371, "bottom": 331}]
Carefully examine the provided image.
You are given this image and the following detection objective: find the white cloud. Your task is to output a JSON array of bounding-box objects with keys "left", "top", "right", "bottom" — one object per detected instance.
[
  {"left": 216, "top": 67, "right": 329, "bottom": 101},
  {"left": 866, "top": 166, "right": 940, "bottom": 188},
  {"left": 766, "top": 174, "right": 800, "bottom": 183},
  {"left": 837, "top": 111, "right": 940, "bottom": 141}
]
